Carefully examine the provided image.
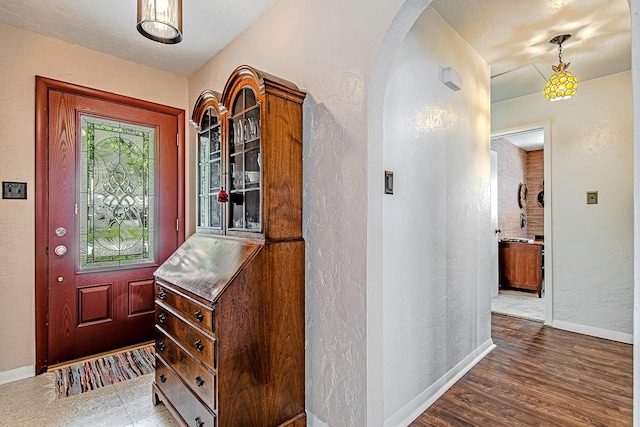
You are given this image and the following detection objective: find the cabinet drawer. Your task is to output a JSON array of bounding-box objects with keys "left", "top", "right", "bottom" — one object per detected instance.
[
  {"left": 155, "top": 327, "right": 216, "bottom": 408},
  {"left": 156, "top": 305, "right": 216, "bottom": 371},
  {"left": 155, "top": 357, "right": 216, "bottom": 427},
  {"left": 156, "top": 283, "right": 214, "bottom": 335}
]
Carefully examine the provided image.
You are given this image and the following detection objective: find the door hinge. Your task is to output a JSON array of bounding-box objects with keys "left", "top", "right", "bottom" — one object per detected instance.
[
  {"left": 177, "top": 133, "right": 179, "bottom": 146},
  {"left": 75, "top": 203, "right": 78, "bottom": 215},
  {"left": 176, "top": 218, "right": 179, "bottom": 232}
]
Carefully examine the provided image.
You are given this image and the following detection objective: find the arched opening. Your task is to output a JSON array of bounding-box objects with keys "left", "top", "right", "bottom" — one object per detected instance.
[{"left": 368, "top": 1, "right": 495, "bottom": 424}]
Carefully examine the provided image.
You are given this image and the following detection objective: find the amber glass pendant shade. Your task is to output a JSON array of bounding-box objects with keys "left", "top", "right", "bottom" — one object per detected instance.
[{"left": 137, "top": 0, "right": 183, "bottom": 44}]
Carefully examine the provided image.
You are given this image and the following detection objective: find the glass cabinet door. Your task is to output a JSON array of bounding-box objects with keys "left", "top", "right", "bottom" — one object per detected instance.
[
  {"left": 228, "top": 87, "right": 261, "bottom": 232},
  {"left": 197, "top": 107, "right": 223, "bottom": 231}
]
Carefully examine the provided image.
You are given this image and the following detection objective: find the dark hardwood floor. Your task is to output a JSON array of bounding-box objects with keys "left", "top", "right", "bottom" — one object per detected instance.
[{"left": 411, "top": 313, "right": 632, "bottom": 426}]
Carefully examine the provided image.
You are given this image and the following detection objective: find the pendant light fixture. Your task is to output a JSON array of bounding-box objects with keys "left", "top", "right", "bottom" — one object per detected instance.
[
  {"left": 137, "top": 0, "right": 183, "bottom": 44},
  {"left": 543, "top": 34, "right": 578, "bottom": 101}
]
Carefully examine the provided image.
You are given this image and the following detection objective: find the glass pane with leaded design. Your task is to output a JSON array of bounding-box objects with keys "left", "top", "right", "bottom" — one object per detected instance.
[{"left": 79, "top": 115, "right": 155, "bottom": 270}]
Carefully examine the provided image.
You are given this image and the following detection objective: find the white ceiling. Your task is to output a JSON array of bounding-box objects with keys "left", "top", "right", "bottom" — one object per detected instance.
[
  {"left": 431, "top": 0, "right": 631, "bottom": 102},
  {"left": 0, "top": 0, "right": 631, "bottom": 101},
  {"left": 0, "top": 0, "right": 278, "bottom": 77},
  {"left": 494, "top": 130, "right": 545, "bottom": 152}
]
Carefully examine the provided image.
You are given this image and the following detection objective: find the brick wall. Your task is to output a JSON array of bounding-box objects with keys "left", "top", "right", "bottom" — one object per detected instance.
[
  {"left": 526, "top": 150, "right": 544, "bottom": 239},
  {"left": 491, "top": 138, "right": 544, "bottom": 240}
]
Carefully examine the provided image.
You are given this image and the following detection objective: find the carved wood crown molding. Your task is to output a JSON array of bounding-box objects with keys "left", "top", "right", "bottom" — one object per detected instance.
[{"left": 191, "top": 65, "right": 306, "bottom": 130}]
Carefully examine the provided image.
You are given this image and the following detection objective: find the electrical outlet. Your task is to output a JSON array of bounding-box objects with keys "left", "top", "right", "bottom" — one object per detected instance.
[
  {"left": 586, "top": 191, "right": 598, "bottom": 205},
  {"left": 2, "top": 182, "right": 27, "bottom": 199}
]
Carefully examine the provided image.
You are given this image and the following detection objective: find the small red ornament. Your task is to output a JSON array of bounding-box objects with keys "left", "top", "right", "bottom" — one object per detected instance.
[{"left": 217, "top": 187, "right": 229, "bottom": 203}]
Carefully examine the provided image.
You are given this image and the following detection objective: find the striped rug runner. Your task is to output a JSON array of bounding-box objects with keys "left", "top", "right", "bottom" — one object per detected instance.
[{"left": 52, "top": 344, "right": 155, "bottom": 398}]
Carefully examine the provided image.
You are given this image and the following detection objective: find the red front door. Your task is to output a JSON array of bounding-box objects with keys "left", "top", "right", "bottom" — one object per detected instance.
[{"left": 35, "top": 77, "right": 185, "bottom": 369}]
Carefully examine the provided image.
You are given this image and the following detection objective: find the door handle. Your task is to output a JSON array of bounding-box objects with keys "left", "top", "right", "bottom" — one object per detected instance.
[{"left": 54, "top": 245, "right": 68, "bottom": 256}]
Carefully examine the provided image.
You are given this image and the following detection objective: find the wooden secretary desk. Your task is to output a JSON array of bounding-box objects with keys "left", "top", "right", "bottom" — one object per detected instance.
[{"left": 152, "top": 65, "right": 306, "bottom": 427}]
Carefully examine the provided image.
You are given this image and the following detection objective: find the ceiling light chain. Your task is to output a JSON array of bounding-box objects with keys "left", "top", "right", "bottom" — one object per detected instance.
[{"left": 557, "top": 42, "right": 563, "bottom": 63}]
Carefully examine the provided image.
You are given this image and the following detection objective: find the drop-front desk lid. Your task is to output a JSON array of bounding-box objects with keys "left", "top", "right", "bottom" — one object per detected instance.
[{"left": 154, "top": 233, "right": 263, "bottom": 302}]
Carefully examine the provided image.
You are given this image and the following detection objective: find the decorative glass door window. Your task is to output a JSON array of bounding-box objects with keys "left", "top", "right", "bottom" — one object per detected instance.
[
  {"left": 197, "top": 107, "right": 223, "bottom": 231},
  {"left": 79, "top": 115, "right": 155, "bottom": 270},
  {"left": 229, "top": 87, "right": 261, "bottom": 231}
]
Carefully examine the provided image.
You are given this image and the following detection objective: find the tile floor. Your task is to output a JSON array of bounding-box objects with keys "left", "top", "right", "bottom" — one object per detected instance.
[
  {"left": 0, "top": 372, "right": 177, "bottom": 426},
  {"left": 491, "top": 289, "right": 545, "bottom": 321}
]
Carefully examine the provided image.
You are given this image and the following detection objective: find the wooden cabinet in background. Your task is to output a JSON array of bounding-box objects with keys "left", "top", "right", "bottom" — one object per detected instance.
[{"left": 498, "top": 241, "right": 543, "bottom": 297}]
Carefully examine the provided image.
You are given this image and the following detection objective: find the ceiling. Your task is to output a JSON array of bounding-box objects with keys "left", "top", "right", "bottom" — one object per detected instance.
[
  {"left": 431, "top": 0, "right": 631, "bottom": 102},
  {"left": 494, "top": 129, "right": 545, "bottom": 151},
  {"left": 0, "top": 0, "right": 631, "bottom": 102},
  {"left": 0, "top": 0, "right": 278, "bottom": 77}
]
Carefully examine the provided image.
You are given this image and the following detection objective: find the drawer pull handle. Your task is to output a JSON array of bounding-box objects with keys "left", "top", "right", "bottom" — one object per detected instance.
[
  {"left": 158, "top": 313, "right": 166, "bottom": 323},
  {"left": 195, "top": 376, "right": 205, "bottom": 387},
  {"left": 194, "top": 310, "right": 204, "bottom": 322},
  {"left": 159, "top": 374, "right": 167, "bottom": 383},
  {"left": 195, "top": 417, "right": 205, "bottom": 427},
  {"left": 158, "top": 290, "right": 167, "bottom": 300},
  {"left": 157, "top": 341, "right": 166, "bottom": 352},
  {"left": 194, "top": 340, "right": 205, "bottom": 352}
]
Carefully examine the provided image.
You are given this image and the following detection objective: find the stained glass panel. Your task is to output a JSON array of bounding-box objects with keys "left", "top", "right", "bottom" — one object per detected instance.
[{"left": 79, "top": 115, "right": 155, "bottom": 270}]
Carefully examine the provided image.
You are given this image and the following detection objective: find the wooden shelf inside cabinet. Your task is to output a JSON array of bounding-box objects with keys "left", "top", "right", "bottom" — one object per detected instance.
[{"left": 221, "top": 65, "right": 306, "bottom": 240}]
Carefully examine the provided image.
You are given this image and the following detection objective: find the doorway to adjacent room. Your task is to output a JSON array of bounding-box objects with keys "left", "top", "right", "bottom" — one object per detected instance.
[{"left": 490, "top": 125, "right": 550, "bottom": 322}]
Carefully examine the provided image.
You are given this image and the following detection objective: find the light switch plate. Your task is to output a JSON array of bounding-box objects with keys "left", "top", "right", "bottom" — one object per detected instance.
[
  {"left": 2, "top": 182, "right": 27, "bottom": 199},
  {"left": 384, "top": 171, "right": 394, "bottom": 194},
  {"left": 586, "top": 191, "right": 598, "bottom": 205}
]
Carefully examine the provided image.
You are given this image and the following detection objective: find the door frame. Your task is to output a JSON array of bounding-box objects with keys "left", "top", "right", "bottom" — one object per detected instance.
[
  {"left": 35, "top": 76, "right": 185, "bottom": 373},
  {"left": 491, "top": 120, "right": 552, "bottom": 325}
]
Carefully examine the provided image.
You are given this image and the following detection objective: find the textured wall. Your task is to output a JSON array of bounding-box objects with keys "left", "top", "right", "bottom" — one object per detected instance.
[
  {"left": 382, "top": 7, "right": 491, "bottom": 421},
  {"left": 630, "top": 0, "right": 640, "bottom": 419},
  {"left": 492, "top": 71, "right": 633, "bottom": 338},
  {"left": 0, "top": 22, "right": 188, "bottom": 375}
]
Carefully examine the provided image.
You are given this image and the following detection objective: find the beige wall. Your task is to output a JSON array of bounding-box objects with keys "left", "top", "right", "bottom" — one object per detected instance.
[{"left": 0, "top": 22, "right": 188, "bottom": 376}]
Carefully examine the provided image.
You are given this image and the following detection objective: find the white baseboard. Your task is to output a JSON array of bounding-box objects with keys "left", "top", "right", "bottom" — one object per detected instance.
[
  {"left": 0, "top": 365, "right": 35, "bottom": 386},
  {"left": 552, "top": 320, "right": 633, "bottom": 344},
  {"left": 385, "top": 338, "right": 496, "bottom": 427}
]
